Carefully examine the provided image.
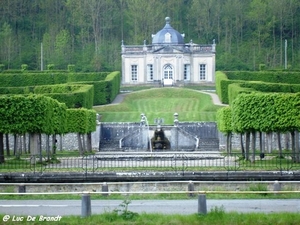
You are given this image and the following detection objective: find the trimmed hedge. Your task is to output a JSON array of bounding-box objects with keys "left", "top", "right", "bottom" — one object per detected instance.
[
  {"left": 66, "top": 108, "right": 96, "bottom": 134},
  {"left": 232, "top": 92, "right": 300, "bottom": 133},
  {"left": 216, "top": 106, "right": 232, "bottom": 134},
  {"left": 216, "top": 71, "right": 300, "bottom": 104},
  {"left": 0, "top": 95, "right": 67, "bottom": 134},
  {"left": 34, "top": 84, "right": 94, "bottom": 109},
  {"left": 228, "top": 83, "right": 257, "bottom": 105},
  {"left": 0, "top": 84, "right": 94, "bottom": 109},
  {"left": 240, "top": 81, "right": 300, "bottom": 93},
  {"left": 0, "top": 95, "right": 96, "bottom": 136},
  {"left": 67, "top": 72, "right": 109, "bottom": 82},
  {"left": 228, "top": 81, "right": 300, "bottom": 105},
  {"left": 105, "top": 71, "right": 121, "bottom": 103},
  {"left": 226, "top": 71, "right": 300, "bottom": 84},
  {"left": 0, "top": 73, "right": 69, "bottom": 87},
  {"left": 0, "top": 86, "right": 32, "bottom": 95},
  {"left": 0, "top": 71, "right": 121, "bottom": 106},
  {"left": 70, "top": 71, "right": 121, "bottom": 105},
  {"left": 86, "top": 109, "right": 97, "bottom": 133},
  {"left": 215, "top": 71, "right": 227, "bottom": 99},
  {"left": 215, "top": 71, "right": 238, "bottom": 104}
]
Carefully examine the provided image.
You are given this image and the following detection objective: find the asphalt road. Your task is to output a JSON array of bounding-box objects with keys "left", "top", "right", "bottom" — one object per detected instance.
[{"left": 0, "top": 199, "right": 299, "bottom": 219}]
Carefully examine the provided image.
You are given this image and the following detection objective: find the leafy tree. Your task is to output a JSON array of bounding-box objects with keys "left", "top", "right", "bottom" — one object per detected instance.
[
  {"left": 217, "top": 107, "right": 233, "bottom": 153},
  {"left": 232, "top": 92, "right": 300, "bottom": 161},
  {"left": 54, "top": 29, "right": 72, "bottom": 69},
  {"left": 0, "top": 22, "right": 13, "bottom": 68}
]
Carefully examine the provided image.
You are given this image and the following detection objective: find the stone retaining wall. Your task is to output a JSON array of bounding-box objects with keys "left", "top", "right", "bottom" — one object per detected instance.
[{"left": 3, "top": 181, "right": 299, "bottom": 194}]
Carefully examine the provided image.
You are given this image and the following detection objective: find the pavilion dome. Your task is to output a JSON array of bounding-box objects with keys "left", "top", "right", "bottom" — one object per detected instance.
[{"left": 152, "top": 17, "right": 185, "bottom": 45}]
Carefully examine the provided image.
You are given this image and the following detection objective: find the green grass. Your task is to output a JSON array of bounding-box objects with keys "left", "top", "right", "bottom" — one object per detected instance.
[
  {"left": 1, "top": 211, "right": 300, "bottom": 225},
  {"left": 94, "top": 87, "right": 223, "bottom": 124}
]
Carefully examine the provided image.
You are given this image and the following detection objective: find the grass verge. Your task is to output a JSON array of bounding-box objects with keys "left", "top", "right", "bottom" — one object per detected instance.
[{"left": 1, "top": 211, "right": 300, "bottom": 225}]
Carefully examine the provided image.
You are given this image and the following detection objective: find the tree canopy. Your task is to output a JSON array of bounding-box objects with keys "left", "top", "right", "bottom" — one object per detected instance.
[{"left": 0, "top": 0, "right": 299, "bottom": 71}]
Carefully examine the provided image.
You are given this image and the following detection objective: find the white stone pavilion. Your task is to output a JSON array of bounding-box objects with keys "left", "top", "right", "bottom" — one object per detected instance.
[{"left": 121, "top": 17, "right": 216, "bottom": 86}]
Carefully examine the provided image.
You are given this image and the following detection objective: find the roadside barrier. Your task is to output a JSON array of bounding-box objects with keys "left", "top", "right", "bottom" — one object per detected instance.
[{"left": 1, "top": 180, "right": 300, "bottom": 217}]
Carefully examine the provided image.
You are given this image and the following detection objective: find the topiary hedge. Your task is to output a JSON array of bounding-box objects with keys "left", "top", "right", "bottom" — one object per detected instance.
[
  {"left": 34, "top": 84, "right": 94, "bottom": 109},
  {"left": 231, "top": 92, "right": 300, "bottom": 133},
  {"left": 0, "top": 95, "right": 67, "bottom": 135},
  {"left": 226, "top": 71, "right": 300, "bottom": 84},
  {"left": 105, "top": 71, "right": 121, "bottom": 103},
  {"left": 216, "top": 71, "right": 300, "bottom": 104},
  {"left": 0, "top": 84, "right": 94, "bottom": 109},
  {"left": 65, "top": 108, "right": 96, "bottom": 134},
  {"left": 216, "top": 106, "right": 232, "bottom": 134},
  {"left": 0, "top": 71, "right": 121, "bottom": 106}
]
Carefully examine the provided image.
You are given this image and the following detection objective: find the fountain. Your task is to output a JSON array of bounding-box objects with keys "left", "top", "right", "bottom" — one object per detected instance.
[
  {"left": 151, "top": 125, "right": 170, "bottom": 150},
  {"left": 99, "top": 112, "right": 219, "bottom": 152},
  {"left": 140, "top": 113, "right": 152, "bottom": 151}
]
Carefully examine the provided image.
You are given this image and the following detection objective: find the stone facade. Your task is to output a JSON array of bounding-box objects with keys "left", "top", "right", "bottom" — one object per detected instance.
[{"left": 121, "top": 17, "right": 216, "bottom": 85}]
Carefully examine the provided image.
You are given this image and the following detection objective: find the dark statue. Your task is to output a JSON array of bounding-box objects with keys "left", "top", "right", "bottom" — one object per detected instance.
[{"left": 151, "top": 125, "right": 170, "bottom": 150}]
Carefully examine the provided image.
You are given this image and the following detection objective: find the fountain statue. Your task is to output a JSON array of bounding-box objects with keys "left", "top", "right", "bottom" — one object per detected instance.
[{"left": 151, "top": 125, "right": 170, "bottom": 150}]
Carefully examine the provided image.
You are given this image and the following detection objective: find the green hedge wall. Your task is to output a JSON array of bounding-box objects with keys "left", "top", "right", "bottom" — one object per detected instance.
[
  {"left": 0, "top": 73, "right": 69, "bottom": 87},
  {"left": 86, "top": 109, "right": 97, "bottom": 133},
  {"left": 216, "top": 71, "right": 300, "bottom": 104},
  {"left": 215, "top": 71, "right": 227, "bottom": 99},
  {"left": 71, "top": 71, "right": 121, "bottom": 105},
  {"left": 228, "top": 83, "right": 257, "bottom": 105},
  {"left": 215, "top": 71, "right": 239, "bottom": 104},
  {"left": 240, "top": 81, "right": 300, "bottom": 93},
  {"left": 0, "top": 71, "right": 120, "bottom": 107},
  {"left": 67, "top": 72, "right": 109, "bottom": 82},
  {"left": 0, "top": 84, "right": 94, "bottom": 109},
  {"left": 228, "top": 81, "right": 300, "bottom": 105},
  {"left": 0, "top": 86, "right": 32, "bottom": 95},
  {"left": 232, "top": 92, "right": 300, "bottom": 133},
  {"left": 226, "top": 71, "right": 300, "bottom": 84},
  {"left": 34, "top": 84, "right": 94, "bottom": 109},
  {"left": 105, "top": 71, "right": 121, "bottom": 103},
  {"left": 71, "top": 80, "right": 107, "bottom": 105},
  {"left": 0, "top": 94, "right": 96, "bottom": 135},
  {"left": 66, "top": 108, "right": 96, "bottom": 134},
  {"left": 0, "top": 95, "right": 67, "bottom": 134},
  {"left": 216, "top": 106, "right": 232, "bottom": 134}
]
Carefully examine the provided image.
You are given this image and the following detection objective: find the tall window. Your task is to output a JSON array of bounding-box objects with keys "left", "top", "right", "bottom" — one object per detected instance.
[
  {"left": 147, "top": 64, "right": 153, "bottom": 81},
  {"left": 184, "top": 64, "right": 190, "bottom": 80},
  {"left": 131, "top": 65, "right": 137, "bottom": 81},
  {"left": 199, "top": 64, "right": 206, "bottom": 80},
  {"left": 163, "top": 64, "right": 173, "bottom": 79}
]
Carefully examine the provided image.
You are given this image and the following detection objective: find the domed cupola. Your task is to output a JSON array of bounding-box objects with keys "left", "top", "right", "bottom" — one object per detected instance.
[{"left": 152, "top": 17, "right": 185, "bottom": 45}]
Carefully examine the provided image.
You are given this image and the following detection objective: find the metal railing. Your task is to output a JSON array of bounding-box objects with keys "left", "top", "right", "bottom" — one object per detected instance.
[{"left": 1, "top": 152, "right": 300, "bottom": 174}]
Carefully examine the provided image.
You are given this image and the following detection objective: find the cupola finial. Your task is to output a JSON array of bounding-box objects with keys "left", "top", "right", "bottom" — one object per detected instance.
[{"left": 165, "top": 17, "right": 170, "bottom": 24}]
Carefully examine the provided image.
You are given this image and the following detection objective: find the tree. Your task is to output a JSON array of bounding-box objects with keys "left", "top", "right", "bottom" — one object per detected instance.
[
  {"left": 125, "top": 0, "right": 165, "bottom": 44},
  {"left": 232, "top": 92, "right": 300, "bottom": 162},
  {"left": 0, "top": 22, "right": 13, "bottom": 68},
  {"left": 216, "top": 107, "right": 233, "bottom": 154},
  {"left": 54, "top": 29, "right": 71, "bottom": 69},
  {"left": 0, "top": 95, "right": 67, "bottom": 162}
]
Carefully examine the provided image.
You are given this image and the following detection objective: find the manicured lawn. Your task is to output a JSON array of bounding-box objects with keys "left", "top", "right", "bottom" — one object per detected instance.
[{"left": 94, "top": 87, "right": 223, "bottom": 124}]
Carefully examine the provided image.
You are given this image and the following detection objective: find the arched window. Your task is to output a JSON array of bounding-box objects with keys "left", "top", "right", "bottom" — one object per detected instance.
[{"left": 163, "top": 64, "right": 173, "bottom": 80}]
